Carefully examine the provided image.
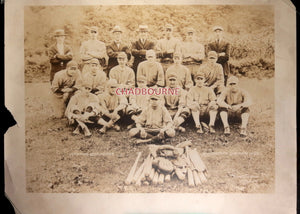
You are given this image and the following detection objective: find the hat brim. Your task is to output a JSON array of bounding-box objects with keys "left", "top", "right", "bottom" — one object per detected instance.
[{"left": 213, "top": 28, "right": 223, "bottom": 32}]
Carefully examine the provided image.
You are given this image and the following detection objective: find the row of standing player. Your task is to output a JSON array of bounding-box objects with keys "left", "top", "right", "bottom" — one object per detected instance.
[{"left": 48, "top": 24, "right": 230, "bottom": 85}]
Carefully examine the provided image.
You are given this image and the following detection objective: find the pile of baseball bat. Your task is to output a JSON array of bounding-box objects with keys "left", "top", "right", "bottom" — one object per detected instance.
[{"left": 125, "top": 141, "right": 208, "bottom": 187}]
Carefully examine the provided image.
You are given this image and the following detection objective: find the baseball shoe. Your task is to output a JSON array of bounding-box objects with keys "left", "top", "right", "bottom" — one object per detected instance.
[
  {"left": 72, "top": 126, "right": 80, "bottom": 135},
  {"left": 224, "top": 126, "right": 231, "bottom": 135},
  {"left": 201, "top": 122, "right": 209, "bottom": 132},
  {"left": 196, "top": 125, "right": 203, "bottom": 134},
  {"left": 98, "top": 126, "right": 107, "bottom": 134},
  {"left": 240, "top": 128, "right": 247, "bottom": 137},
  {"left": 127, "top": 124, "right": 135, "bottom": 130},
  {"left": 177, "top": 126, "right": 186, "bottom": 133},
  {"left": 209, "top": 126, "right": 216, "bottom": 134},
  {"left": 113, "top": 124, "right": 121, "bottom": 131}
]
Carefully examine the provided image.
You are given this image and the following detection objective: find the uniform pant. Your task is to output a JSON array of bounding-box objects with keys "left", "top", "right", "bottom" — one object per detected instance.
[{"left": 219, "top": 107, "right": 250, "bottom": 122}]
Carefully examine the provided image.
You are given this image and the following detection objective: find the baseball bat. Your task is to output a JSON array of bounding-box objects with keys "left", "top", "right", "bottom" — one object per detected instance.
[
  {"left": 165, "top": 174, "right": 171, "bottom": 182},
  {"left": 125, "top": 152, "right": 142, "bottom": 185},
  {"left": 152, "top": 171, "right": 159, "bottom": 185},
  {"left": 187, "top": 168, "right": 195, "bottom": 187},
  {"left": 148, "top": 167, "right": 155, "bottom": 181},
  {"left": 198, "top": 171, "right": 207, "bottom": 183},
  {"left": 158, "top": 173, "right": 165, "bottom": 184},
  {"left": 193, "top": 170, "right": 201, "bottom": 186},
  {"left": 189, "top": 149, "right": 207, "bottom": 172},
  {"left": 143, "top": 155, "right": 153, "bottom": 177},
  {"left": 132, "top": 161, "right": 145, "bottom": 184}
]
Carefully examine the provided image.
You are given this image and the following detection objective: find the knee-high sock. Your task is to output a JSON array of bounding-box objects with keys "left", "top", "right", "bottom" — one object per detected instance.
[
  {"left": 174, "top": 116, "right": 185, "bottom": 127},
  {"left": 241, "top": 113, "right": 249, "bottom": 129},
  {"left": 209, "top": 110, "right": 217, "bottom": 127},
  {"left": 191, "top": 110, "right": 200, "bottom": 127},
  {"left": 220, "top": 111, "right": 229, "bottom": 128},
  {"left": 97, "top": 118, "right": 109, "bottom": 126}
]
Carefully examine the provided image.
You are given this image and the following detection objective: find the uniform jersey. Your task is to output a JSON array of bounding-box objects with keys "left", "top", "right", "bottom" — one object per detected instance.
[
  {"left": 137, "top": 61, "right": 165, "bottom": 87},
  {"left": 51, "top": 69, "right": 82, "bottom": 97},
  {"left": 187, "top": 85, "right": 216, "bottom": 107},
  {"left": 109, "top": 65, "right": 135, "bottom": 88},
  {"left": 156, "top": 37, "right": 181, "bottom": 62},
  {"left": 137, "top": 105, "right": 172, "bottom": 129},
  {"left": 65, "top": 91, "right": 100, "bottom": 118},
  {"left": 164, "top": 87, "right": 187, "bottom": 110},
  {"left": 199, "top": 62, "right": 224, "bottom": 88},
  {"left": 217, "top": 87, "right": 252, "bottom": 108},
  {"left": 80, "top": 39, "right": 108, "bottom": 64},
  {"left": 98, "top": 92, "right": 128, "bottom": 112},
  {"left": 82, "top": 70, "right": 107, "bottom": 93}
]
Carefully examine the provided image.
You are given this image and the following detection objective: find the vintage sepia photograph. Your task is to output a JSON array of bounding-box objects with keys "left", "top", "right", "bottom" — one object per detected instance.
[{"left": 24, "top": 5, "right": 275, "bottom": 193}]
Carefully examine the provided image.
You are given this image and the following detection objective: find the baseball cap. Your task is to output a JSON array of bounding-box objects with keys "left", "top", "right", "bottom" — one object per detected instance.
[
  {"left": 54, "top": 29, "right": 66, "bottom": 37},
  {"left": 66, "top": 60, "right": 78, "bottom": 68},
  {"left": 208, "top": 51, "right": 218, "bottom": 59},
  {"left": 117, "top": 52, "right": 127, "bottom": 59},
  {"left": 146, "top": 50, "right": 156, "bottom": 57},
  {"left": 89, "top": 58, "right": 100, "bottom": 65},
  {"left": 173, "top": 52, "right": 182, "bottom": 58},
  {"left": 150, "top": 94, "right": 160, "bottom": 100},
  {"left": 227, "top": 76, "right": 239, "bottom": 85},
  {"left": 90, "top": 26, "right": 98, "bottom": 33},
  {"left": 138, "top": 25, "right": 149, "bottom": 32},
  {"left": 213, "top": 26, "right": 224, "bottom": 32},
  {"left": 112, "top": 25, "right": 122, "bottom": 33},
  {"left": 167, "top": 73, "right": 178, "bottom": 80},
  {"left": 186, "top": 27, "right": 195, "bottom": 33}
]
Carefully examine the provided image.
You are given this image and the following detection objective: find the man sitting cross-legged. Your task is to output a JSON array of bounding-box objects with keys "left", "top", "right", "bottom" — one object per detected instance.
[
  {"left": 187, "top": 72, "right": 218, "bottom": 134},
  {"left": 97, "top": 79, "right": 128, "bottom": 134},
  {"left": 65, "top": 82, "right": 101, "bottom": 137},
  {"left": 217, "top": 76, "right": 252, "bottom": 137},
  {"left": 129, "top": 94, "right": 175, "bottom": 144}
]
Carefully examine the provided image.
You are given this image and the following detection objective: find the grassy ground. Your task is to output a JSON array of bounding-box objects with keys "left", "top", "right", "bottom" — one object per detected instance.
[{"left": 25, "top": 77, "right": 274, "bottom": 193}]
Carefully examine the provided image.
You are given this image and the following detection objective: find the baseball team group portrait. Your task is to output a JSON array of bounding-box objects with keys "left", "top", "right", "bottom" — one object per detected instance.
[{"left": 25, "top": 5, "right": 275, "bottom": 193}]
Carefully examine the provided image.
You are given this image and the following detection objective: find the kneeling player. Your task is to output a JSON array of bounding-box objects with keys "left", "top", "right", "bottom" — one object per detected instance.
[
  {"left": 217, "top": 76, "right": 252, "bottom": 136},
  {"left": 187, "top": 72, "right": 218, "bottom": 134},
  {"left": 129, "top": 94, "right": 175, "bottom": 144}
]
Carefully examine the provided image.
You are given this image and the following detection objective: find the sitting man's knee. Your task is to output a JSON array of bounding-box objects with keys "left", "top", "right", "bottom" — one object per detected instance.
[
  {"left": 208, "top": 102, "right": 218, "bottom": 111},
  {"left": 165, "top": 128, "right": 176, "bottom": 138},
  {"left": 129, "top": 128, "right": 140, "bottom": 137}
]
